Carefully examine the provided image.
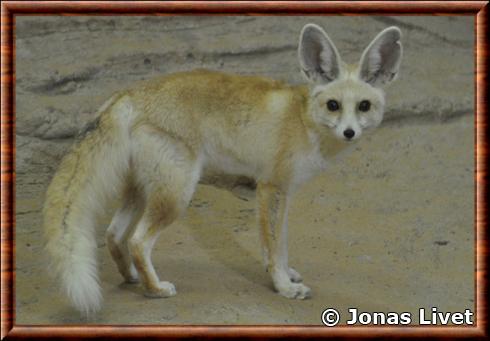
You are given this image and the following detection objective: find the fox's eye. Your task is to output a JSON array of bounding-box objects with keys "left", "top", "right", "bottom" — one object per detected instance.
[
  {"left": 327, "top": 100, "right": 340, "bottom": 111},
  {"left": 358, "top": 100, "right": 371, "bottom": 112}
]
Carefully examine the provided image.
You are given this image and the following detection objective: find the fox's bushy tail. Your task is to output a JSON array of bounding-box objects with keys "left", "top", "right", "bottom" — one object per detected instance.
[{"left": 43, "top": 95, "right": 134, "bottom": 315}]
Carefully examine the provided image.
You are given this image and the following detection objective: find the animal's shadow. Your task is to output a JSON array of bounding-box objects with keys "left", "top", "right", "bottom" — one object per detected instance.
[{"left": 186, "top": 182, "right": 272, "bottom": 289}]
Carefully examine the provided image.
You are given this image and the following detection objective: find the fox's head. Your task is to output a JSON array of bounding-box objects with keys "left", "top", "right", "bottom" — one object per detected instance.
[{"left": 299, "top": 24, "right": 402, "bottom": 141}]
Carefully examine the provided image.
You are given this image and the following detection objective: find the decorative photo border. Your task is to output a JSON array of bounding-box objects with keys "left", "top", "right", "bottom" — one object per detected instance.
[{"left": 1, "top": 1, "right": 487, "bottom": 339}]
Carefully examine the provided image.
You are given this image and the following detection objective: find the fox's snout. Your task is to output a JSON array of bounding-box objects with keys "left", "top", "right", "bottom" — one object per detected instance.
[{"left": 343, "top": 128, "right": 355, "bottom": 140}]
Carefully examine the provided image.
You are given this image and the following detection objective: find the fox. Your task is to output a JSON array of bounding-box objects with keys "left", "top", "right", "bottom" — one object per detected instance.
[{"left": 43, "top": 23, "right": 402, "bottom": 315}]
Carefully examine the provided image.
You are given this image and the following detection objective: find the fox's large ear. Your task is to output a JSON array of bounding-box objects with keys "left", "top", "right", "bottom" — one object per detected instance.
[
  {"left": 298, "top": 24, "right": 342, "bottom": 84},
  {"left": 359, "top": 26, "right": 402, "bottom": 87}
]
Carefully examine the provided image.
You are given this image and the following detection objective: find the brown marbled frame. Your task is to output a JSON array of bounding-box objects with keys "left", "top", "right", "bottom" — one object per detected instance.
[{"left": 1, "top": 1, "right": 487, "bottom": 339}]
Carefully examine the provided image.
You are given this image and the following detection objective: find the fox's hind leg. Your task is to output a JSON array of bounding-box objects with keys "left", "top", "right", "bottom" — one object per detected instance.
[
  {"left": 128, "top": 126, "right": 201, "bottom": 298},
  {"left": 106, "top": 186, "right": 144, "bottom": 283}
]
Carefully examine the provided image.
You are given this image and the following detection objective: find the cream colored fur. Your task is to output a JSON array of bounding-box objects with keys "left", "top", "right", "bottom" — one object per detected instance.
[{"left": 43, "top": 24, "right": 402, "bottom": 314}]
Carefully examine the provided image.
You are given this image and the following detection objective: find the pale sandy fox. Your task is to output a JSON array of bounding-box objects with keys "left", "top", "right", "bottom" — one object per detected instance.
[{"left": 43, "top": 24, "right": 402, "bottom": 314}]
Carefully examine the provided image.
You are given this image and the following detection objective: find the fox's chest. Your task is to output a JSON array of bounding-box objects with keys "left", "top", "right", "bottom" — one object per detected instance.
[
  {"left": 291, "top": 146, "right": 329, "bottom": 188},
  {"left": 291, "top": 134, "right": 354, "bottom": 188}
]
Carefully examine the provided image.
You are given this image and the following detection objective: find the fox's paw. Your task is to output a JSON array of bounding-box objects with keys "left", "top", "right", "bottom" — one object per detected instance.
[
  {"left": 288, "top": 267, "right": 303, "bottom": 283},
  {"left": 144, "top": 281, "right": 177, "bottom": 298},
  {"left": 123, "top": 265, "right": 139, "bottom": 284},
  {"left": 124, "top": 275, "right": 139, "bottom": 284},
  {"left": 277, "top": 282, "right": 311, "bottom": 300}
]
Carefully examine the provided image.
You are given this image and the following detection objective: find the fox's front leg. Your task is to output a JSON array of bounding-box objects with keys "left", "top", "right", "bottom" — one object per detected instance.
[{"left": 257, "top": 183, "right": 311, "bottom": 299}]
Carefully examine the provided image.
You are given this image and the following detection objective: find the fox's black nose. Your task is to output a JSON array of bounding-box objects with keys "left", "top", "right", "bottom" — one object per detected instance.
[{"left": 343, "top": 129, "right": 355, "bottom": 139}]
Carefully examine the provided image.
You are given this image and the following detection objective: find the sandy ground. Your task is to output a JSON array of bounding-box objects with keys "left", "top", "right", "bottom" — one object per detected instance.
[{"left": 15, "top": 16, "right": 474, "bottom": 325}]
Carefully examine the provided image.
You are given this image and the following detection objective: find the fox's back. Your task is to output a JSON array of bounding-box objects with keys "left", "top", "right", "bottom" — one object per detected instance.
[{"left": 129, "top": 69, "right": 301, "bottom": 126}]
